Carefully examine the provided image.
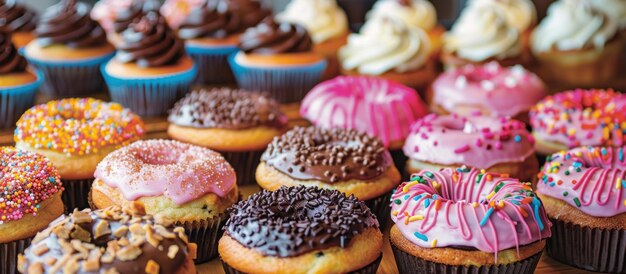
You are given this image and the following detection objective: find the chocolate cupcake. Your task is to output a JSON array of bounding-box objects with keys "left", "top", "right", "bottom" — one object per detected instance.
[
  {"left": 0, "top": 0, "right": 38, "bottom": 48},
  {"left": 23, "top": 0, "right": 115, "bottom": 97},
  {"left": 168, "top": 88, "right": 288, "bottom": 185},
  {"left": 219, "top": 186, "right": 383, "bottom": 274},
  {"left": 256, "top": 126, "right": 402, "bottom": 227}
]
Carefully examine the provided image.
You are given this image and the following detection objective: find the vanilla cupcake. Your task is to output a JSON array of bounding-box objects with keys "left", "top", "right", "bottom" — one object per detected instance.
[
  {"left": 589, "top": 0, "right": 626, "bottom": 33},
  {"left": 531, "top": 0, "right": 623, "bottom": 87},
  {"left": 442, "top": 6, "right": 528, "bottom": 69},
  {"left": 339, "top": 16, "right": 435, "bottom": 89}
]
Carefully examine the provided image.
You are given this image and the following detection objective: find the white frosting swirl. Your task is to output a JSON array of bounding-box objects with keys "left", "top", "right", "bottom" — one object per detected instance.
[
  {"left": 276, "top": 0, "right": 349, "bottom": 43},
  {"left": 339, "top": 17, "right": 431, "bottom": 75},
  {"left": 467, "top": 0, "right": 537, "bottom": 32},
  {"left": 444, "top": 6, "right": 522, "bottom": 62},
  {"left": 531, "top": 0, "right": 619, "bottom": 52},
  {"left": 589, "top": 0, "right": 626, "bottom": 30},
  {"left": 366, "top": 0, "right": 437, "bottom": 31}
]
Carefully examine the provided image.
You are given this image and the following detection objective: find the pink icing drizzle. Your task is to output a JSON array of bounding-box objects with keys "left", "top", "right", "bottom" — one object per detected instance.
[
  {"left": 537, "top": 146, "right": 626, "bottom": 217},
  {"left": 94, "top": 139, "right": 236, "bottom": 204},
  {"left": 403, "top": 113, "right": 535, "bottom": 169},
  {"left": 300, "top": 76, "right": 428, "bottom": 148},
  {"left": 391, "top": 168, "right": 551, "bottom": 260}
]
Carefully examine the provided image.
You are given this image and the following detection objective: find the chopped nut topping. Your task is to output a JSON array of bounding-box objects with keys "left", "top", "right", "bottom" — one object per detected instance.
[
  {"left": 113, "top": 225, "right": 129, "bottom": 238},
  {"left": 129, "top": 223, "right": 145, "bottom": 236},
  {"left": 27, "top": 262, "right": 43, "bottom": 274},
  {"left": 145, "top": 224, "right": 163, "bottom": 248},
  {"left": 32, "top": 244, "right": 49, "bottom": 256},
  {"left": 188, "top": 243, "right": 198, "bottom": 260},
  {"left": 94, "top": 220, "right": 112, "bottom": 239},
  {"left": 124, "top": 202, "right": 146, "bottom": 215},
  {"left": 167, "top": 245, "right": 179, "bottom": 259},
  {"left": 45, "top": 257, "right": 57, "bottom": 266},
  {"left": 71, "top": 210, "right": 93, "bottom": 224},
  {"left": 17, "top": 255, "right": 26, "bottom": 273},
  {"left": 145, "top": 260, "right": 160, "bottom": 274},
  {"left": 62, "top": 258, "right": 79, "bottom": 274},
  {"left": 103, "top": 268, "right": 120, "bottom": 274},
  {"left": 52, "top": 224, "right": 71, "bottom": 239},
  {"left": 70, "top": 225, "right": 91, "bottom": 242},
  {"left": 116, "top": 245, "right": 142, "bottom": 261}
]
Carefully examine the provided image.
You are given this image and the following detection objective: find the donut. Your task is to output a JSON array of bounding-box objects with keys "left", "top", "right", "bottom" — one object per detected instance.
[
  {"left": 403, "top": 113, "right": 538, "bottom": 183},
  {"left": 18, "top": 204, "right": 197, "bottom": 274},
  {"left": 430, "top": 62, "right": 546, "bottom": 121},
  {"left": 300, "top": 76, "right": 428, "bottom": 150},
  {"left": 530, "top": 89, "right": 626, "bottom": 155},
  {"left": 390, "top": 167, "right": 551, "bottom": 267},
  {"left": 219, "top": 185, "right": 382, "bottom": 274}
]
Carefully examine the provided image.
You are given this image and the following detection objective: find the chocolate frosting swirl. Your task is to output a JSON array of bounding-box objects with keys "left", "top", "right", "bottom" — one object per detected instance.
[
  {"left": 225, "top": 186, "right": 379, "bottom": 257},
  {"left": 262, "top": 126, "right": 393, "bottom": 183},
  {"left": 168, "top": 88, "right": 288, "bottom": 130},
  {"left": 239, "top": 18, "right": 313, "bottom": 54},
  {"left": 0, "top": 0, "right": 37, "bottom": 32},
  {"left": 116, "top": 11, "right": 185, "bottom": 67},
  {"left": 35, "top": 0, "right": 107, "bottom": 48},
  {"left": 0, "top": 28, "right": 26, "bottom": 73}
]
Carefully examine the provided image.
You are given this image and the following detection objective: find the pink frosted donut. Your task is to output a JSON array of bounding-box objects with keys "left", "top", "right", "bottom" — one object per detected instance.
[
  {"left": 403, "top": 113, "right": 537, "bottom": 182},
  {"left": 94, "top": 139, "right": 236, "bottom": 204},
  {"left": 301, "top": 76, "right": 428, "bottom": 149},
  {"left": 431, "top": 62, "right": 546, "bottom": 118}
]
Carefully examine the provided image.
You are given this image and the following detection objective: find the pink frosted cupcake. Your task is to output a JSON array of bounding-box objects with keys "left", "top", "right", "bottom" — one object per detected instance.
[
  {"left": 403, "top": 113, "right": 538, "bottom": 183},
  {"left": 301, "top": 76, "right": 428, "bottom": 173},
  {"left": 429, "top": 62, "right": 547, "bottom": 122}
]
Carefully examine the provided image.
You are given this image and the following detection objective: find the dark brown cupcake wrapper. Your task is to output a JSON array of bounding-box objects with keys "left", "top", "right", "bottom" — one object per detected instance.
[
  {"left": 220, "top": 150, "right": 264, "bottom": 186},
  {"left": 546, "top": 218, "right": 626, "bottom": 273},
  {"left": 61, "top": 178, "right": 94, "bottom": 213},
  {"left": 220, "top": 254, "right": 382, "bottom": 274},
  {"left": 364, "top": 192, "right": 392, "bottom": 230},
  {"left": 178, "top": 213, "right": 228, "bottom": 264},
  {"left": 391, "top": 242, "right": 542, "bottom": 274},
  {"left": 0, "top": 237, "right": 32, "bottom": 274}
]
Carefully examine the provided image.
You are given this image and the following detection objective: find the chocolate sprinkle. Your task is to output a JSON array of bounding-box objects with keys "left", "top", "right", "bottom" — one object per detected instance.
[
  {"left": 224, "top": 186, "right": 379, "bottom": 257},
  {"left": 262, "top": 126, "right": 392, "bottom": 183},
  {"left": 168, "top": 88, "right": 288, "bottom": 130}
]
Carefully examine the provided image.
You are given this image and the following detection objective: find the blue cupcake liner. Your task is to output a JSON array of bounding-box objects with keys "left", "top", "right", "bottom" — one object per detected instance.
[
  {"left": 228, "top": 52, "right": 327, "bottom": 104},
  {"left": 186, "top": 43, "right": 238, "bottom": 85},
  {"left": 24, "top": 52, "right": 115, "bottom": 98},
  {"left": 101, "top": 61, "right": 197, "bottom": 117},
  {"left": 0, "top": 70, "right": 43, "bottom": 128}
]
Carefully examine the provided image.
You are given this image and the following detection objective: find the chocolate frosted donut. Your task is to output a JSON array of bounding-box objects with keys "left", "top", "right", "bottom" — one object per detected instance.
[
  {"left": 239, "top": 18, "right": 313, "bottom": 55},
  {"left": 18, "top": 204, "right": 197, "bottom": 274},
  {"left": 0, "top": 28, "right": 26, "bottom": 73},
  {"left": 0, "top": 0, "right": 37, "bottom": 32},
  {"left": 262, "top": 126, "right": 392, "bottom": 183},
  {"left": 34, "top": 0, "right": 107, "bottom": 48}
]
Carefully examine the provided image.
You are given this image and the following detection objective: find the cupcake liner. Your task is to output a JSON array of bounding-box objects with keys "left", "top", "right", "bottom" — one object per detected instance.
[
  {"left": 101, "top": 62, "right": 197, "bottom": 117},
  {"left": 186, "top": 44, "right": 238, "bottom": 85},
  {"left": 364, "top": 191, "right": 392, "bottom": 230},
  {"left": 0, "top": 237, "right": 32, "bottom": 274},
  {"left": 390, "top": 149, "right": 409, "bottom": 179},
  {"left": 546, "top": 218, "right": 625, "bottom": 273},
  {"left": 24, "top": 52, "right": 114, "bottom": 98},
  {"left": 391, "top": 242, "right": 542, "bottom": 274},
  {"left": 228, "top": 53, "right": 327, "bottom": 104},
  {"left": 220, "top": 150, "right": 264, "bottom": 186},
  {"left": 0, "top": 70, "right": 43, "bottom": 129},
  {"left": 220, "top": 253, "right": 382, "bottom": 274},
  {"left": 178, "top": 213, "right": 228, "bottom": 264},
  {"left": 61, "top": 178, "right": 93, "bottom": 213}
]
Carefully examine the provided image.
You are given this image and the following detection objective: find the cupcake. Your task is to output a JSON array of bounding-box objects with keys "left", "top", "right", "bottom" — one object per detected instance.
[
  {"left": 531, "top": 0, "right": 624, "bottom": 87},
  {"left": 366, "top": 0, "right": 445, "bottom": 59},
  {"left": 277, "top": 0, "right": 349, "bottom": 79},
  {"left": 219, "top": 186, "right": 383, "bottom": 274},
  {"left": 300, "top": 76, "right": 428, "bottom": 174},
  {"left": 256, "top": 126, "right": 402, "bottom": 226},
  {"left": 0, "top": 0, "right": 37, "bottom": 48},
  {"left": 537, "top": 146, "right": 626, "bottom": 273},
  {"left": 589, "top": 0, "right": 626, "bottom": 33},
  {"left": 229, "top": 17, "right": 326, "bottom": 105},
  {"left": 338, "top": 15, "right": 435, "bottom": 90},
  {"left": 0, "top": 147, "right": 63, "bottom": 274},
  {"left": 23, "top": 0, "right": 115, "bottom": 98},
  {"left": 442, "top": 5, "right": 528, "bottom": 70},
  {"left": 18, "top": 204, "right": 197, "bottom": 274},
  {"left": 167, "top": 88, "right": 288, "bottom": 185},
  {"left": 403, "top": 113, "right": 539, "bottom": 184},
  {"left": 429, "top": 62, "right": 547, "bottom": 122},
  {"left": 14, "top": 98, "right": 145, "bottom": 211},
  {"left": 91, "top": 139, "right": 239, "bottom": 263},
  {"left": 0, "top": 28, "right": 42, "bottom": 129},
  {"left": 101, "top": 11, "right": 197, "bottom": 117},
  {"left": 390, "top": 168, "right": 551, "bottom": 274},
  {"left": 177, "top": 0, "right": 271, "bottom": 85}
]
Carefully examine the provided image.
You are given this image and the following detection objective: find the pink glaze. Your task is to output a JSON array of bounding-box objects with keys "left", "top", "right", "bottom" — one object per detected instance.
[
  {"left": 530, "top": 89, "right": 626, "bottom": 148},
  {"left": 94, "top": 139, "right": 236, "bottom": 205},
  {"left": 300, "top": 76, "right": 428, "bottom": 148},
  {"left": 538, "top": 146, "right": 626, "bottom": 217},
  {"left": 391, "top": 168, "right": 551, "bottom": 259},
  {"left": 403, "top": 113, "right": 535, "bottom": 169},
  {"left": 432, "top": 62, "right": 547, "bottom": 118}
]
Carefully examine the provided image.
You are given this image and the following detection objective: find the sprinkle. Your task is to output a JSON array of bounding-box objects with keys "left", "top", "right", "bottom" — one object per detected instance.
[
  {"left": 392, "top": 211, "right": 398, "bottom": 216},
  {"left": 573, "top": 197, "right": 581, "bottom": 207},
  {"left": 514, "top": 135, "right": 521, "bottom": 142},
  {"left": 424, "top": 172, "right": 434, "bottom": 178},
  {"left": 431, "top": 239, "right": 438, "bottom": 247},
  {"left": 486, "top": 191, "right": 496, "bottom": 200},
  {"left": 532, "top": 197, "right": 544, "bottom": 230},
  {"left": 472, "top": 202, "right": 479, "bottom": 208},
  {"left": 394, "top": 199, "right": 402, "bottom": 205},
  {"left": 479, "top": 207, "right": 494, "bottom": 227},
  {"left": 617, "top": 179, "right": 622, "bottom": 190},
  {"left": 402, "top": 181, "right": 418, "bottom": 193},
  {"left": 563, "top": 191, "right": 568, "bottom": 197},
  {"left": 454, "top": 145, "right": 470, "bottom": 153},
  {"left": 409, "top": 215, "right": 424, "bottom": 222},
  {"left": 435, "top": 200, "right": 442, "bottom": 211},
  {"left": 413, "top": 232, "right": 428, "bottom": 241},
  {"left": 424, "top": 199, "right": 431, "bottom": 208}
]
